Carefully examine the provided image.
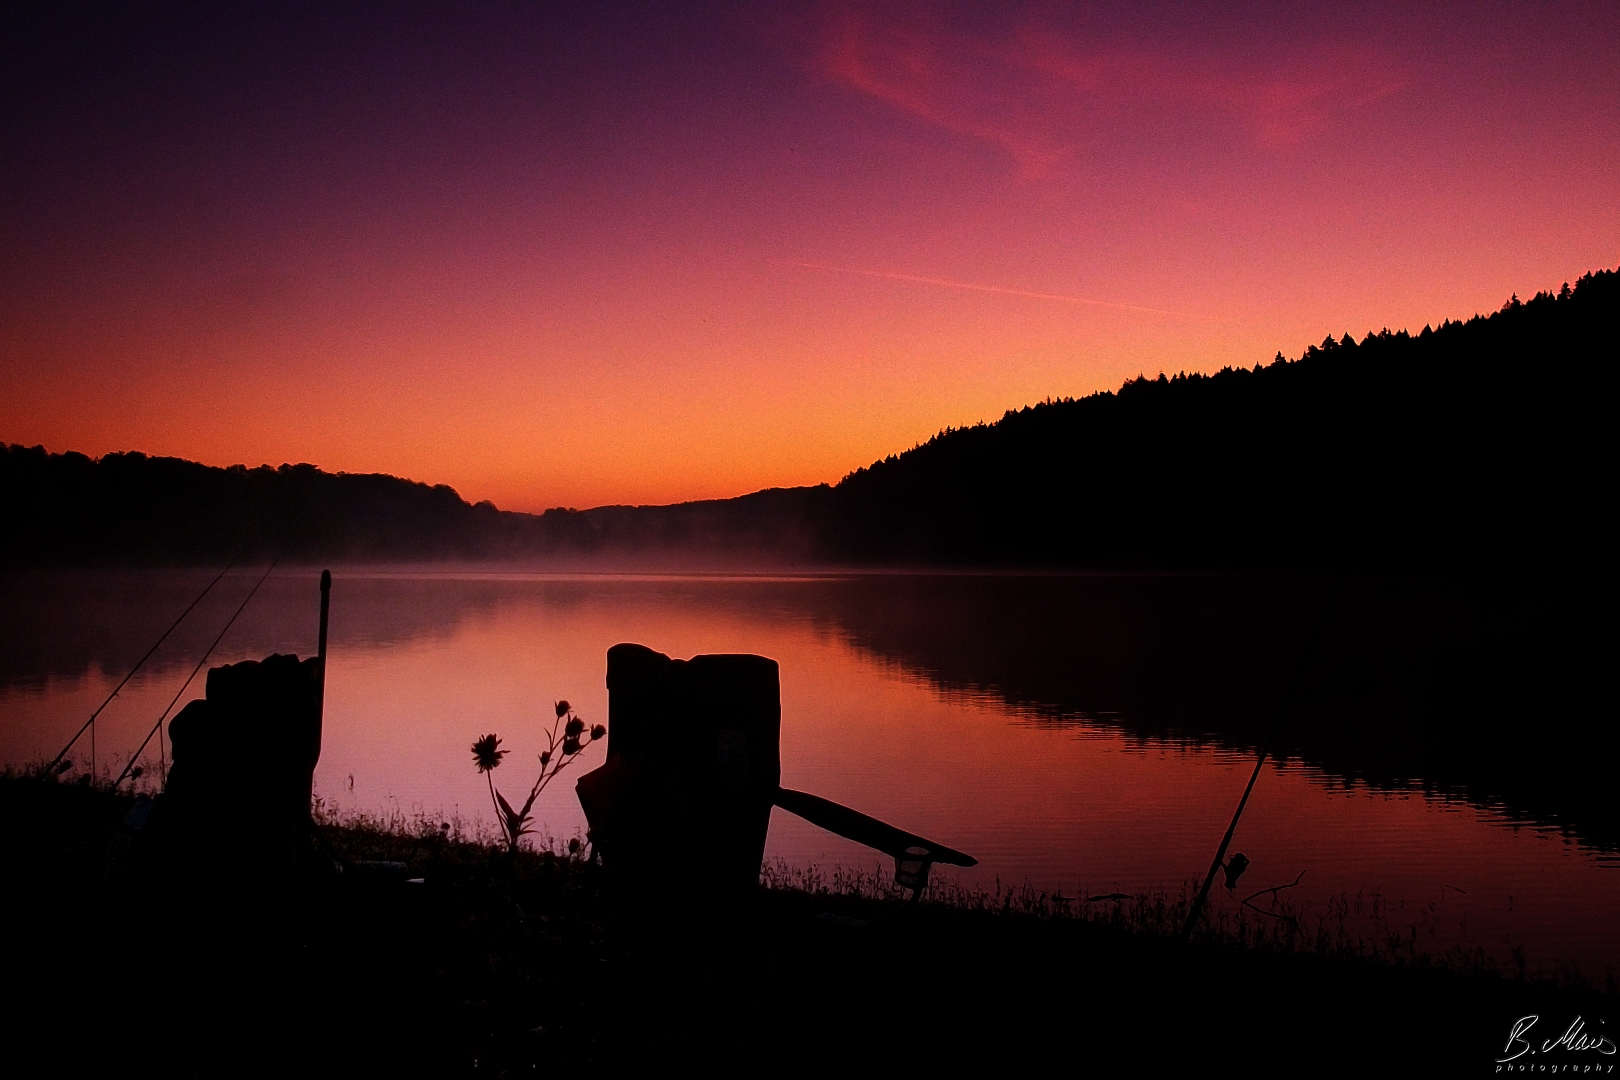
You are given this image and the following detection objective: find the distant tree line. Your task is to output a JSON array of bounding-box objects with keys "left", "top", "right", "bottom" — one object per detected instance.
[
  {"left": 0, "top": 453, "right": 511, "bottom": 564},
  {"left": 3, "top": 267, "right": 1612, "bottom": 568},
  {"left": 815, "top": 267, "right": 1615, "bottom": 568},
  {"left": 0, "top": 448, "right": 825, "bottom": 565}
]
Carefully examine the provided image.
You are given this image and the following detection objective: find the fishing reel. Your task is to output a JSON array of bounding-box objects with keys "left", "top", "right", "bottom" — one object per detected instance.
[{"left": 1222, "top": 852, "right": 1251, "bottom": 891}]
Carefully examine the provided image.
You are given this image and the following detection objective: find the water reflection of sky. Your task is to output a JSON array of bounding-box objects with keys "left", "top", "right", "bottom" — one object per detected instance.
[{"left": 3, "top": 568, "right": 1617, "bottom": 980}]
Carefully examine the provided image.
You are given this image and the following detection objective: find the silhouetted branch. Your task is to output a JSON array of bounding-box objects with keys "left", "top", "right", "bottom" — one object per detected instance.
[{"left": 1241, "top": 870, "right": 1307, "bottom": 926}]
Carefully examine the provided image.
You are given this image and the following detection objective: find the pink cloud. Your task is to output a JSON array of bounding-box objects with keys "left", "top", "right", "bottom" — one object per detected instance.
[
  {"left": 808, "top": 5, "right": 1405, "bottom": 171},
  {"left": 816, "top": 8, "right": 1078, "bottom": 173}
]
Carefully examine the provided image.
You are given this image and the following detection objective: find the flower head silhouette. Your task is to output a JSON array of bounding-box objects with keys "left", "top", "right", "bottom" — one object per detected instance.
[
  {"left": 470, "top": 703, "right": 605, "bottom": 853},
  {"left": 471, "top": 734, "right": 505, "bottom": 773}
]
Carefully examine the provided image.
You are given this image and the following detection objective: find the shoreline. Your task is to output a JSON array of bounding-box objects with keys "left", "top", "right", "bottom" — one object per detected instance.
[{"left": 6, "top": 773, "right": 1612, "bottom": 1070}]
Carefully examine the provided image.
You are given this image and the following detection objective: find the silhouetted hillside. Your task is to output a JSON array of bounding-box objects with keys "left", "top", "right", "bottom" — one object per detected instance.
[
  {"left": 1, "top": 452, "right": 497, "bottom": 564},
  {"left": 817, "top": 268, "right": 1616, "bottom": 567},
  {"left": 5, "top": 267, "right": 1614, "bottom": 567},
  {"left": 0, "top": 448, "right": 825, "bottom": 566},
  {"left": 528, "top": 487, "right": 827, "bottom": 564}
]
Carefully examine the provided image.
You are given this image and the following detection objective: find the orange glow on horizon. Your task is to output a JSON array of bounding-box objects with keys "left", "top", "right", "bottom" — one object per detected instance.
[{"left": 2, "top": 4, "right": 1617, "bottom": 512}]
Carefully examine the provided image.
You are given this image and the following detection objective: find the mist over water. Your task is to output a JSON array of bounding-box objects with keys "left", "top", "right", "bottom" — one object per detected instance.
[{"left": 3, "top": 567, "right": 1615, "bottom": 979}]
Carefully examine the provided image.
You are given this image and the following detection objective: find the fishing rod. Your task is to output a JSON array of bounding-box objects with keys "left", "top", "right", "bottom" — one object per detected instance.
[
  {"left": 1178, "top": 573, "right": 1344, "bottom": 945},
  {"left": 47, "top": 542, "right": 254, "bottom": 774},
  {"left": 113, "top": 556, "right": 282, "bottom": 786}
]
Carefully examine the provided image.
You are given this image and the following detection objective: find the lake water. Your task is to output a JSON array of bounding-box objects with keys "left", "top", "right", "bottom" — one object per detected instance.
[{"left": 3, "top": 567, "right": 1616, "bottom": 980}]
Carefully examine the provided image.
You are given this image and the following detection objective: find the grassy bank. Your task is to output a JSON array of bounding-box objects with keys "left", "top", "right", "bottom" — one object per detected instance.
[{"left": 4, "top": 774, "right": 1612, "bottom": 1073}]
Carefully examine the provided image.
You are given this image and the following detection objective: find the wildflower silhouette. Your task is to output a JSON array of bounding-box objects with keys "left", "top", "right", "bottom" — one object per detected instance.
[
  {"left": 470, "top": 700, "right": 605, "bottom": 853},
  {"left": 471, "top": 734, "right": 505, "bottom": 772}
]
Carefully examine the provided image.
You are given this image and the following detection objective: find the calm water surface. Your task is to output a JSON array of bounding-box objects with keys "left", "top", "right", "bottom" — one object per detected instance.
[{"left": 3, "top": 568, "right": 1615, "bottom": 979}]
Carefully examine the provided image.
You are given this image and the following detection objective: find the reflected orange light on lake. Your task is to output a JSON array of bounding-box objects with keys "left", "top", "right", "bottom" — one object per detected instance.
[{"left": 8, "top": 570, "right": 1618, "bottom": 978}]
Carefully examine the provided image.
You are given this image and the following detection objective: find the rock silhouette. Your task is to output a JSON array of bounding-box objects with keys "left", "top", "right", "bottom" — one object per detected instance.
[
  {"left": 142, "top": 653, "right": 323, "bottom": 879},
  {"left": 577, "top": 643, "right": 974, "bottom": 902}
]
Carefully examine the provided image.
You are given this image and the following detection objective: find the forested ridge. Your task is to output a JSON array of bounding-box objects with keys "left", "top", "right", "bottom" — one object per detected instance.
[
  {"left": 820, "top": 267, "right": 1615, "bottom": 567},
  {"left": 4, "top": 267, "right": 1613, "bottom": 567}
]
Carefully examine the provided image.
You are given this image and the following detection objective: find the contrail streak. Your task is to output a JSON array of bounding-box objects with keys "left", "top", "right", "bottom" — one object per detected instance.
[{"left": 785, "top": 260, "right": 1200, "bottom": 320}]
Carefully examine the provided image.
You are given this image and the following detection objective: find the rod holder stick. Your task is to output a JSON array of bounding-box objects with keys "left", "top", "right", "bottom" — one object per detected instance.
[
  {"left": 774, "top": 787, "right": 977, "bottom": 867},
  {"left": 317, "top": 569, "right": 331, "bottom": 721}
]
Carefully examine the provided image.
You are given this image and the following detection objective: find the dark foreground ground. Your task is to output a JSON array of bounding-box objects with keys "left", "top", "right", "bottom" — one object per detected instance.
[{"left": 4, "top": 777, "right": 1613, "bottom": 1075}]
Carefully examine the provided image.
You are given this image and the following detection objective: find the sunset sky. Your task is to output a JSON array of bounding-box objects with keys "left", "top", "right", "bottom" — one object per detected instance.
[{"left": 3, "top": 2, "right": 1616, "bottom": 512}]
